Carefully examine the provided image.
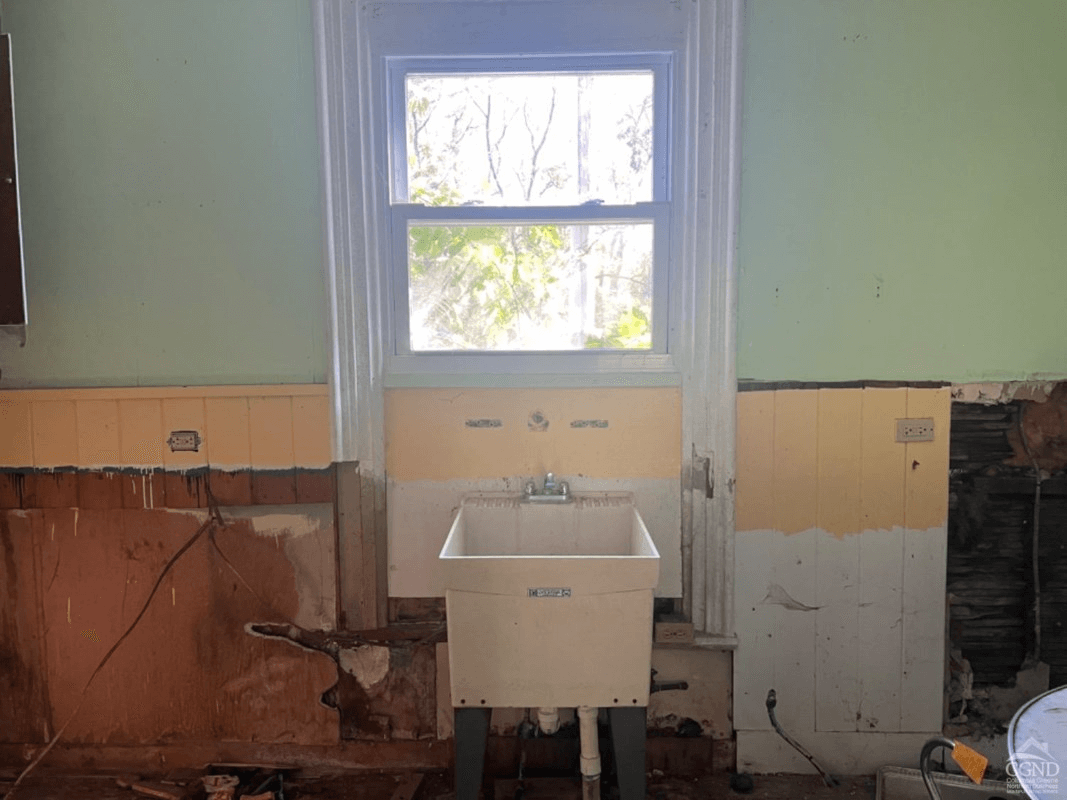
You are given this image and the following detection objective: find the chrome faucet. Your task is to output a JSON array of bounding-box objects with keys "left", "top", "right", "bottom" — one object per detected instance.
[{"left": 523, "top": 472, "right": 571, "bottom": 503}]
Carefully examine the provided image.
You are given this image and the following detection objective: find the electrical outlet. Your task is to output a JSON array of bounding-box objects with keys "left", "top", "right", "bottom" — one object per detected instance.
[
  {"left": 167, "top": 430, "right": 202, "bottom": 452},
  {"left": 654, "top": 621, "right": 694, "bottom": 644},
  {"left": 896, "top": 418, "right": 935, "bottom": 443}
]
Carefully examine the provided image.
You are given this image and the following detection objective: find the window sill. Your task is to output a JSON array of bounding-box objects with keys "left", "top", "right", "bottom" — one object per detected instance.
[{"left": 384, "top": 352, "right": 682, "bottom": 388}]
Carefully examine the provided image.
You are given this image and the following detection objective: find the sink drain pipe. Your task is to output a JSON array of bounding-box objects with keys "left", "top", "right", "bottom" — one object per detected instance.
[
  {"left": 577, "top": 706, "right": 601, "bottom": 800},
  {"left": 537, "top": 707, "right": 560, "bottom": 735}
]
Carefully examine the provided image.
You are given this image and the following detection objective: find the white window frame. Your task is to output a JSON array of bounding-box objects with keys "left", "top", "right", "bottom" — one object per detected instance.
[
  {"left": 387, "top": 54, "right": 672, "bottom": 371},
  {"left": 313, "top": 0, "right": 743, "bottom": 642}
]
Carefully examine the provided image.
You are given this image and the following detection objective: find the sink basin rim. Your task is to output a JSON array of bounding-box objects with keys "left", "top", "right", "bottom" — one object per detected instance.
[{"left": 439, "top": 491, "right": 660, "bottom": 560}]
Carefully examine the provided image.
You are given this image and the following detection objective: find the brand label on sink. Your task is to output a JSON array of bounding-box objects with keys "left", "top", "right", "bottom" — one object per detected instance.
[{"left": 528, "top": 587, "right": 572, "bottom": 598}]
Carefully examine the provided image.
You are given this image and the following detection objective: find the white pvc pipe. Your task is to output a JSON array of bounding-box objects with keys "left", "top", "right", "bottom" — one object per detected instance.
[
  {"left": 577, "top": 706, "right": 601, "bottom": 779},
  {"left": 537, "top": 707, "right": 560, "bottom": 735}
]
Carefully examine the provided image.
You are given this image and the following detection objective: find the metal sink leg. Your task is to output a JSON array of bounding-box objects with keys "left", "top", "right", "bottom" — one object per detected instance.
[
  {"left": 454, "top": 707, "right": 492, "bottom": 800},
  {"left": 609, "top": 706, "right": 646, "bottom": 800}
]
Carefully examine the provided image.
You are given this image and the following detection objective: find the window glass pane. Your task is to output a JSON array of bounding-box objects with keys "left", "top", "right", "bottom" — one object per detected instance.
[
  {"left": 408, "top": 222, "right": 653, "bottom": 351},
  {"left": 405, "top": 72, "right": 654, "bottom": 206}
]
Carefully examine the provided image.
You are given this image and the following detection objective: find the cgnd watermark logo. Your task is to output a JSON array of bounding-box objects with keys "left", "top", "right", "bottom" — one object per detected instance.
[{"left": 1008, "top": 737, "right": 1059, "bottom": 796}]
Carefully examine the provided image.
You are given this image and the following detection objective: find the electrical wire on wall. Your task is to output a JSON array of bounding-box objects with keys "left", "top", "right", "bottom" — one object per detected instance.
[
  {"left": 1017, "top": 404, "right": 1044, "bottom": 664},
  {"left": 2, "top": 484, "right": 300, "bottom": 800}
]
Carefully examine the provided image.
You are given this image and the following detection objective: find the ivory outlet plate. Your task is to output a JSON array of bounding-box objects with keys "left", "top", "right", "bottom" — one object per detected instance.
[
  {"left": 896, "top": 418, "right": 935, "bottom": 443},
  {"left": 167, "top": 430, "right": 202, "bottom": 452}
]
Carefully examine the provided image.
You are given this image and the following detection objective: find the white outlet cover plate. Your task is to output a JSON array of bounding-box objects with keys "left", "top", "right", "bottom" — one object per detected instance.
[{"left": 896, "top": 418, "right": 935, "bottom": 443}]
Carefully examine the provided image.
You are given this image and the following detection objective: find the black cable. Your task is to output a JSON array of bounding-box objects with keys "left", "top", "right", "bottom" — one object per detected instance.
[
  {"left": 2, "top": 508, "right": 223, "bottom": 800},
  {"left": 765, "top": 689, "right": 838, "bottom": 787},
  {"left": 1017, "top": 405, "right": 1043, "bottom": 663}
]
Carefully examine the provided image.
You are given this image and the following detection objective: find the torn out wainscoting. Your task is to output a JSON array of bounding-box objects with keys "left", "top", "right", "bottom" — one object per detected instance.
[
  {"left": 0, "top": 385, "right": 343, "bottom": 753},
  {"left": 0, "top": 506, "right": 340, "bottom": 747}
]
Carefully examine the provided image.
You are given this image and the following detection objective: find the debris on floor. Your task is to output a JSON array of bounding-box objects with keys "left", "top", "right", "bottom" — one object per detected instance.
[
  {"left": 3, "top": 771, "right": 876, "bottom": 800},
  {"left": 115, "top": 778, "right": 183, "bottom": 800},
  {"left": 202, "top": 775, "right": 240, "bottom": 800}
]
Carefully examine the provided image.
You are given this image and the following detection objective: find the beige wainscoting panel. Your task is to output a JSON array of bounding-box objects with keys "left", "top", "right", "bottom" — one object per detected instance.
[
  {"left": 249, "top": 397, "right": 295, "bottom": 470},
  {"left": 815, "top": 389, "right": 862, "bottom": 537},
  {"left": 0, "top": 386, "right": 329, "bottom": 470},
  {"left": 814, "top": 388, "right": 862, "bottom": 731},
  {"left": 859, "top": 388, "right": 908, "bottom": 532},
  {"left": 0, "top": 396, "right": 33, "bottom": 466},
  {"left": 771, "top": 390, "right": 818, "bottom": 534},
  {"left": 75, "top": 400, "right": 121, "bottom": 468},
  {"left": 904, "top": 387, "right": 951, "bottom": 531},
  {"left": 205, "top": 397, "right": 252, "bottom": 469},
  {"left": 292, "top": 395, "right": 332, "bottom": 468},
  {"left": 118, "top": 399, "right": 164, "bottom": 468},
  {"left": 31, "top": 400, "right": 79, "bottom": 468},
  {"left": 735, "top": 391, "right": 775, "bottom": 532},
  {"left": 900, "top": 386, "right": 950, "bottom": 732},
  {"left": 386, "top": 387, "right": 681, "bottom": 481}
]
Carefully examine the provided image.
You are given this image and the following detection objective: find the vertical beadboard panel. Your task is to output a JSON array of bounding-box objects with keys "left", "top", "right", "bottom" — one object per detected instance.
[
  {"left": 901, "top": 387, "right": 950, "bottom": 731},
  {"left": 204, "top": 397, "right": 252, "bottom": 469},
  {"left": 770, "top": 391, "right": 818, "bottom": 732},
  {"left": 733, "top": 392, "right": 778, "bottom": 730},
  {"left": 814, "top": 389, "right": 862, "bottom": 731},
  {"left": 772, "top": 391, "right": 819, "bottom": 534},
  {"left": 734, "top": 529, "right": 777, "bottom": 730},
  {"left": 118, "top": 399, "right": 164, "bottom": 468},
  {"left": 75, "top": 400, "right": 121, "bottom": 468},
  {"left": 292, "top": 394, "right": 332, "bottom": 468},
  {"left": 249, "top": 397, "right": 295, "bottom": 469},
  {"left": 857, "top": 388, "right": 908, "bottom": 732},
  {"left": 0, "top": 396, "right": 33, "bottom": 466},
  {"left": 736, "top": 391, "right": 776, "bottom": 532},
  {"left": 860, "top": 389, "right": 908, "bottom": 532},
  {"left": 31, "top": 400, "right": 79, "bottom": 468},
  {"left": 904, "top": 388, "right": 951, "bottom": 531}
]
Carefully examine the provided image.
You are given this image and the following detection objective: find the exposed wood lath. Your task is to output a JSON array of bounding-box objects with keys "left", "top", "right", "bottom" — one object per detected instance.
[{"left": 949, "top": 401, "right": 1067, "bottom": 686}]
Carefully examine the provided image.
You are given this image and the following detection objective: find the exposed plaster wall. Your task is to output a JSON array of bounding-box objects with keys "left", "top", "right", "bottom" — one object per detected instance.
[
  {"left": 738, "top": 0, "right": 1067, "bottom": 382},
  {"left": 0, "top": 0, "right": 327, "bottom": 388},
  {"left": 0, "top": 505, "right": 338, "bottom": 746}
]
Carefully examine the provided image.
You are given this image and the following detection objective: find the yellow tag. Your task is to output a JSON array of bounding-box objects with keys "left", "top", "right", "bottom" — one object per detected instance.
[{"left": 952, "top": 741, "right": 988, "bottom": 785}]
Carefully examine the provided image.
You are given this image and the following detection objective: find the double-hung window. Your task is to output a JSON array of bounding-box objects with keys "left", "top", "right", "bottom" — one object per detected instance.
[
  {"left": 343, "top": 0, "right": 692, "bottom": 385},
  {"left": 317, "top": 0, "right": 744, "bottom": 637},
  {"left": 388, "top": 55, "right": 671, "bottom": 372}
]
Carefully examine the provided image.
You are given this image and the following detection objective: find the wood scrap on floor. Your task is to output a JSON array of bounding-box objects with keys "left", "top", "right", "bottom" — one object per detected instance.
[{"left": 389, "top": 772, "right": 424, "bottom": 800}]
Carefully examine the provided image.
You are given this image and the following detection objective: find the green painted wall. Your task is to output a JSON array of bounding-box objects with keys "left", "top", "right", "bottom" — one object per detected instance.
[
  {"left": 1, "top": 2, "right": 1064, "bottom": 387},
  {"left": 0, "top": 0, "right": 326, "bottom": 387},
  {"left": 737, "top": 0, "right": 1067, "bottom": 382}
]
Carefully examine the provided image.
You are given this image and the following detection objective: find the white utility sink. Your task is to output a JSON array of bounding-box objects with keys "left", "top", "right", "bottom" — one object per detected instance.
[{"left": 440, "top": 493, "right": 660, "bottom": 709}]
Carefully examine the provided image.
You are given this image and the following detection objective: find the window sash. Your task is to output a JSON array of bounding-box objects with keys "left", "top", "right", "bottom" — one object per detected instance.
[
  {"left": 386, "top": 53, "right": 673, "bottom": 206},
  {"left": 389, "top": 202, "right": 670, "bottom": 356}
]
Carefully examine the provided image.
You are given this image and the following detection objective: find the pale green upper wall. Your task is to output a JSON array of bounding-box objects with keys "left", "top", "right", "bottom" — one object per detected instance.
[
  {"left": 1, "top": 2, "right": 1065, "bottom": 387},
  {"left": 737, "top": 0, "right": 1067, "bottom": 382},
  {"left": 0, "top": 0, "right": 326, "bottom": 387}
]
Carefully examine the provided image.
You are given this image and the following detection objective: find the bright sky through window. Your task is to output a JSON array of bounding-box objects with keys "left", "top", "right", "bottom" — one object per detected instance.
[
  {"left": 400, "top": 70, "right": 658, "bottom": 352},
  {"left": 405, "top": 72, "right": 654, "bottom": 206}
]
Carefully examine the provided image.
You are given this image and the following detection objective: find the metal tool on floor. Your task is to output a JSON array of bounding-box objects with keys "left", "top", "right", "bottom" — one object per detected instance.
[
  {"left": 918, "top": 738, "right": 988, "bottom": 800},
  {"left": 765, "top": 689, "right": 839, "bottom": 788}
]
